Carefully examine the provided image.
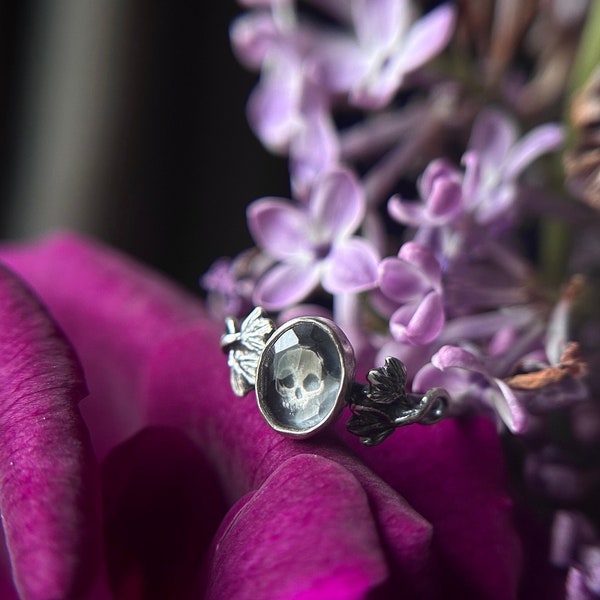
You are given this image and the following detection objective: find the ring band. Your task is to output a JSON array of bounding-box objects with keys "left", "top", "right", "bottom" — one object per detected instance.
[{"left": 221, "top": 307, "right": 449, "bottom": 446}]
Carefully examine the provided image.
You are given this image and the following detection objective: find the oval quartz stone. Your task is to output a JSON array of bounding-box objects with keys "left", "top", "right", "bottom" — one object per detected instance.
[{"left": 256, "top": 317, "right": 355, "bottom": 437}]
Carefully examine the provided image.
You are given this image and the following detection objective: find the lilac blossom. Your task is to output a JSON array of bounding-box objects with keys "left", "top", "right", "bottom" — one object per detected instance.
[
  {"left": 201, "top": 258, "right": 246, "bottom": 320},
  {"left": 313, "top": 1, "right": 457, "bottom": 109},
  {"left": 414, "top": 344, "right": 531, "bottom": 433},
  {"left": 247, "top": 168, "right": 379, "bottom": 309},
  {"left": 245, "top": 47, "right": 308, "bottom": 154},
  {"left": 387, "top": 159, "right": 463, "bottom": 229},
  {"left": 378, "top": 241, "right": 445, "bottom": 345},
  {"left": 389, "top": 108, "right": 564, "bottom": 236},
  {"left": 201, "top": 250, "right": 273, "bottom": 320},
  {"left": 462, "top": 108, "right": 564, "bottom": 225},
  {"left": 230, "top": 8, "right": 322, "bottom": 155},
  {"left": 288, "top": 80, "right": 340, "bottom": 199},
  {"left": 231, "top": 8, "right": 341, "bottom": 193},
  {"left": 247, "top": 52, "right": 340, "bottom": 196},
  {"left": 413, "top": 299, "right": 589, "bottom": 434}
]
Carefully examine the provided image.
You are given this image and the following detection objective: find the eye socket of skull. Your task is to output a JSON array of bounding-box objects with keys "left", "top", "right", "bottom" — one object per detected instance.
[
  {"left": 303, "top": 373, "right": 321, "bottom": 391},
  {"left": 279, "top": 373, "right": 296, "bottom": 389}
]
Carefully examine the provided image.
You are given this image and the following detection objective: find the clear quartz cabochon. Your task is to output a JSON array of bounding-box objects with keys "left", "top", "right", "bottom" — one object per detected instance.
[{"left": 256, "top": 317, "right": 355, "bottom": 437}]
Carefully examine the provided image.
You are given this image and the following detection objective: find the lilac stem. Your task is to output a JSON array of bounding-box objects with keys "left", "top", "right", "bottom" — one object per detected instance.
[{"left": 339, "top": 108, "right": 423, "bottom": 162}]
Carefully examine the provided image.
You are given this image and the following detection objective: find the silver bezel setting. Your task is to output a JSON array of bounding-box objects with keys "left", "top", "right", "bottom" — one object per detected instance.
[{"left": 255, "top": 316, "right": 356, "bottom": 438}]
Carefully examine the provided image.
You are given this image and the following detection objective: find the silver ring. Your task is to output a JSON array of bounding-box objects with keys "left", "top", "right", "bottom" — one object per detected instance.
[{"left": 221, "top": 307, "right": 450, "bottom": 446}]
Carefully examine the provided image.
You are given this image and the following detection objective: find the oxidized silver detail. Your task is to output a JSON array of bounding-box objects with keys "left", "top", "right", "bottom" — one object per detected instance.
[
  {"left": 221, "top": 308, "right": 449, "bottom": 445},
  {"left": 220, "top": 306, "right": 275, "bottom": 396},
  {"left": 347, "top": 357, "right": 449, "bottom": 446}
]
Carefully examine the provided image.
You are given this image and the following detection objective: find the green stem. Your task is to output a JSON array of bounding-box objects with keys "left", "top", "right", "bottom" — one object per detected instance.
[
  {"left": 539, "top": 3, "right": 600, "bottom": 288},
  {"left": 568, "top": 0, "right": 600, "bottom": 102}
]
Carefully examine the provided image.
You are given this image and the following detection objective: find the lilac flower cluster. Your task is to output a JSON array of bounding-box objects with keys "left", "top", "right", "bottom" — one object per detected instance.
[{"left": 203, "top": 1, "right": 600, "bottom": 596}]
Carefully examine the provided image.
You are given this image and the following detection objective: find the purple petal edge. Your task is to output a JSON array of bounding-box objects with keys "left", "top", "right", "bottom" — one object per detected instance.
[{"left": 0, "top": 263, "right": 100, "bottom": 600}]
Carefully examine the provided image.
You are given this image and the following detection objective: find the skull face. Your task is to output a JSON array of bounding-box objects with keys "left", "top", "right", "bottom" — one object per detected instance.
[{"left": 274, "top": 345, "right": 324, "bottom": 417}]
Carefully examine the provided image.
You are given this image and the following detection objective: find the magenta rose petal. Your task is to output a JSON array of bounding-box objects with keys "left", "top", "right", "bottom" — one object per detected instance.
[
  {"left": 0, "top": 531, "right": 19, "bottom": 599},
  {"left": 145, "top": 322, "right": 439, "bottom": 598},
  {"left": 0, "top": 232, "right": 205, "bottom": 457},
  {"left": 101, "top": 426, "right": 228, "bottom": 599},
  {"left": 340, "top": 417, "right": 524, "bottom": 600},
  {"left": 0, "top": 263, "right": 100, "bottom": 600},
  {"left": 205, "top": 454, "right": 388, "bottom": 600}
]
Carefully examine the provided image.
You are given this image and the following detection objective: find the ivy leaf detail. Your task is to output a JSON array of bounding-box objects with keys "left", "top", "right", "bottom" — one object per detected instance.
[{"left": 364, "top": 356, "right": 408, "bottom": 405}]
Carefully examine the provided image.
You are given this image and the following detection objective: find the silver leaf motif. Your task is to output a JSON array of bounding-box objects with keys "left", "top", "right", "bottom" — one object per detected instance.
[{"left": 221, "top": 307, "right": 275, "bottom": 396}]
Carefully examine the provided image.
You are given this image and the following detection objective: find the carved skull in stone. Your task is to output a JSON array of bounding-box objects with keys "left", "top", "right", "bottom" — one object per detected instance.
[{"left": 274, "top": 345, "right": 324, "bottom": 416}]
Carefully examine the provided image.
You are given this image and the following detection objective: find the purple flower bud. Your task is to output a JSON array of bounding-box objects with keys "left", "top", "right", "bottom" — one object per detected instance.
[{"left": 378, "top": 241, "right": 445, "bottom": 345}]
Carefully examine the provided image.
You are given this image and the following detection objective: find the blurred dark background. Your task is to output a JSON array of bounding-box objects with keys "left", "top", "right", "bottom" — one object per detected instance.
[{"left": 0, "top": 2, "right": 288, "bottom": 292}]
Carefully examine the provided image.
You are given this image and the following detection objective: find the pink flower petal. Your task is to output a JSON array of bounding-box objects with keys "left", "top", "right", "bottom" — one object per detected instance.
[
  {"left": 493, "top": 379, "right": 529, "bottom": 434},
  {"left": 432, "top": 345, "right": 486, "bottom": 372},
  {"left": 387, "top": 194, "right": 428, "bottom": 226},
  {"left": 427, "top": 175, "right": 463, "bottom": 221},
  {"left": 247, "top": 197, "right": 311, "bottom": 259},
  {"left": 310, "top": 35, "right": 368, "bottom": 94},
  {"left": 290, "top": 97, "right": 340, "bottom": 200},
  {"left": 0, "top": 531, "right": 18, "bottom": 599},
  {"left": 461, "top": 150, "right": 482, "bottom": 206},
  {"left": 411, "top": 364, "right": 491, "bottom": 422},
  {"left": 379, "top": 256, "right": 433, "bottom": 303},
  {"left": 246, "top": 50, "right": 305, "bottom": 153},
  {"left": 309, "top": 169, "right": 365, "bottom": 242},
  {"left": 398, "top": 242, "right": 442, "bottom": 289},
  {"left": 418, "top": 158, "right": 460, "bottom": 198},
  {"left": 322, "top": 237, "right": 379, "bottom": 293},
  {"left": 352, "top": 3, "right": 455, "bottom": 109},
  {"left": 397, "top": 3, "right": 456, "bottom": 74},
  {"left": 254, "top": 260, "right": 320, "bottom": 309},
  {"left": 503, "top": 123, "right": 564, "bottom": 180},
  {"left": 229, "top": 11, "right": 280, "bottom": 70},
  {"left": 352, "top": 0, "right": 411, "bottom": 51},
  {"left": 390, "top": 291, "right": 445, "bottom": 345},
  {"left": 0, "top": 263, "right": 99, "bottom": 600},
  {"left": 468, "top": 108, "right": 517, "bottom": 167}
]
